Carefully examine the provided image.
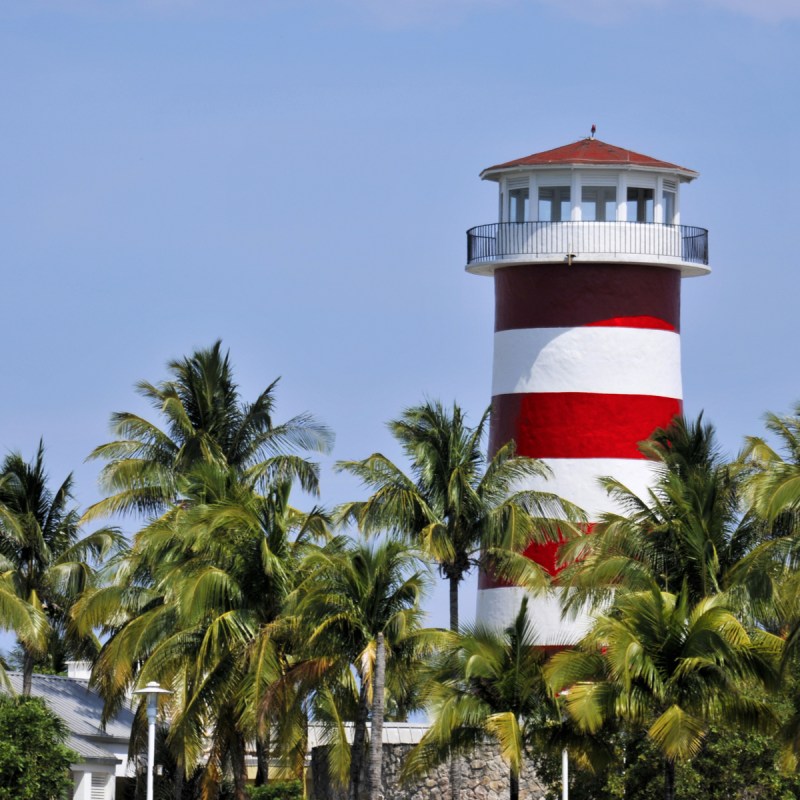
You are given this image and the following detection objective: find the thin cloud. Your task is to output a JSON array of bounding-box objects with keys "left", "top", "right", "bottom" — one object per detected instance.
[
  {"left": 703, "top": 0, "right": 800, "bottom": 20},
  {"left": 337, "top": 0, "right": 516, "bottom": 27},
  {"left": 339, "top": 0, "right": 799, "bottom": 26},
  {"left": 534, "top": 0, "right": 798, "bottom": 23},
  {"left": 533, "top": 0, "right": 666, "bottom": 24},
  {"left": 9, "top": 0, "right": 799, "bottom": 24}
]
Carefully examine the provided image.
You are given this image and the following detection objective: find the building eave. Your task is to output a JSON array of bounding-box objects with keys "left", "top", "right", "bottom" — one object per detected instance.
[{"left": 480, "top": 162, "right": 699, "bottom": 183}]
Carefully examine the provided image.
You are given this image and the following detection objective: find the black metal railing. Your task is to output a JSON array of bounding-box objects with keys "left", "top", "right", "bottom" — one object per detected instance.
[{"left": 466, "top": 221, "right": 709, "bottom": 267}]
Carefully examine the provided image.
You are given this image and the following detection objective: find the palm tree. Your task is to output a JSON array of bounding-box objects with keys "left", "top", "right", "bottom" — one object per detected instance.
[
  {"left": 338, "top": 401, "right": 578, "bottom": 632},
  {"left": 291, "top": 535, "right": 431, "bottom": 800},
  {"left": 546, "top": 584, "right": 781, "bottom": 800},
  {"left": 0, "top": 441, "right": 120, "bottom": 695},
  {"left": 84, "top": 340, "right": 332, "bottom": 521},
  {"left": 404, "top": 597, "right": 594, "bottom": 800},
  {"left": 732, "top": 404, "right": 800, "bottom": 604},
  {"left": 338, "top": 401, "right": 579, "bottom": 799},
  {"left": 741, "top": 403, "right": 800, "bottom": 523},
  {"left": 561, "top": 415, "right": 760, "bottom": 611},
  {"left": 77, "top": 461, "right": 329, "bottom": 799},
  {"left": 0, "top": 575, "right": 46, "bottom": 690},
  {"left": 79, "top": 344, "right": 332, "bottom": 795},
  {"left": 731, "top": 405, "right": 800, "bottom": 769}
]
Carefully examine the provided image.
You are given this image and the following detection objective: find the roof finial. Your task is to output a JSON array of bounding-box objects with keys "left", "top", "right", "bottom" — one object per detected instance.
[{"left": 590, "top": 123, "right": 596, "bottom": 139}]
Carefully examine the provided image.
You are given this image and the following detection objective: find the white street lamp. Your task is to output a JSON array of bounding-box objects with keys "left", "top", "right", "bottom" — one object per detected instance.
[
  {"left": 558, "top": 690, "right": 569, "bottom": 800},
  {"left": 133, "top": 681, "right": 173, "bottom": 800}
]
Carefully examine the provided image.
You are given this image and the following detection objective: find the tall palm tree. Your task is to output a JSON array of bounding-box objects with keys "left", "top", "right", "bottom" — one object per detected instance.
[
  {"left": 404, "top": 597, "right": 595, "bottom": 800},
  {"left": 84, "top": 340, "right": 332, "bottom": 521},
  {"left": 0, "top": 441, "right": 121, "bottom": 694},
  {"left": 79, "top": 345, "right": 332, "bottom": 797},
  {"left": 338, "top": 401, "right": 578, "bottom": 633},
  {"left": 338, "top": 401, "right": 579, "bottom": 800},
  {"left": 77, "top": 462, "right": 329, "bottom": 800},
  {"left": 291, "top": 535, "right": 431, "bottom": 800},
  {"left": 546, "top": 584, "right": 781, "bottom": 800}
]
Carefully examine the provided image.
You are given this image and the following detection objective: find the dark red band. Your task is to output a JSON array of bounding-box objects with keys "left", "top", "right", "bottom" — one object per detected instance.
[
  {"left": 489, "top": 392, "right": 683, "bottom": 460},
  {"left": 494, "top": 263, "right": 681, "bottom": 333}
]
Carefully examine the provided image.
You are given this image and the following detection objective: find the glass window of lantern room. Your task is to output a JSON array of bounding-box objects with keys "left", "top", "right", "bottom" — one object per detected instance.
[
  {"left": 662, "top": 190, "right": 676, "bottom": 224},
  {"left": 538, "top": 187, "right": 571, "bottom": 222},
  {"left": 627, "top": 187, "right": 654, "bottom": 223},
  {"left": 509, "top": 188, "right": 529, "bottom": 223},
  {"left": 581, "top": 186, "right": 617, "bottom": 222}
]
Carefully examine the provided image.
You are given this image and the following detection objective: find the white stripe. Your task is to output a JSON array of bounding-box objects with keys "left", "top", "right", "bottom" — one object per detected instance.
[
  {"left": 526, "top": 457, "right": 661, "bottom": 520},
  {"left": 476, "top": 587, "right": 593, "bottom": 646},
  {"left": 492, "top": 326, "right": 682, "bottom": 398}
]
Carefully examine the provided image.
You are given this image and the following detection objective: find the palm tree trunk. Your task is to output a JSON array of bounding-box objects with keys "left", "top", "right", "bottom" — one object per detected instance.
[
  {"left": 449, "top": 575, "right": 459, "bottom": 632},
  {"left": 173, "top": 758, "right": 184, "bottom": 800},
  {"left": 22, "top": 647, "right": 34, "bottom": 696},
  {"left": 510, "top": 768, "right": 519, "bottom": 800},
  {"left": 230, "top": 732, "right": 248, "bottom": 800},
  {"left": 368, "top": 632, "right": 386, "bottom": 800},
  {"left": 349, "top": 680, "right": 370, "bottom": 800},
  {"left": 664, "top": 758, "right": 676, "bottom": 800},
  {"left": 449, "top": 755, "right": 463, "bottom": 800},
  {"left": 448, "top": 575, "right": 463, "bottom": 800},
  {"left": 255, "top": 731, "right": 270, "bottom": 786}
]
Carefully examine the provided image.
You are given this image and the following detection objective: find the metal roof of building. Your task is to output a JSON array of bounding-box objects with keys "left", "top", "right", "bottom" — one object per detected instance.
[
  {"left": 3, "top": 672, "right": 135, "bottom": 765},
  {"left": 6, "top": 672, "right": 134, "bottom": 739},
  {"left": 307, "top": 721, "right": 429, "bottom": 749},
  {"left": 65, "top": 733, "right": 121, "bottom": 763}
]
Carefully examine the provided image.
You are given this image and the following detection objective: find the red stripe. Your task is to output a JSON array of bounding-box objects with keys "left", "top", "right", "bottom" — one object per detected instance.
[
  {"left": 479, "top": 524, "right": 597, "bottom": 589},
  {"left": 489, "top": 392, "right": 682, "bottom": 460},
  {"left": 585, "top": 315, "right": 675, "bottom": 332},
  {"left": 479, "top": 540, "right": 565, "bottom": 590}
]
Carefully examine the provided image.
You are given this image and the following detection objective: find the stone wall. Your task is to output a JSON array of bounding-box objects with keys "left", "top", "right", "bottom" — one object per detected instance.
[{"left": 309, "top": 743, "right": 549, "bottom": 800}]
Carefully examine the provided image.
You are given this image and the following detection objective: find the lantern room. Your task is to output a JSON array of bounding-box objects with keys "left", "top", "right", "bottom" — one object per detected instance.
[{"left": 466, "top": 137, "right": 709, "bottom": 277}]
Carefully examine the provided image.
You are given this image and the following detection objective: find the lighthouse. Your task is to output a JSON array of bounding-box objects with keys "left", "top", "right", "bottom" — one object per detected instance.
[{"left": 469, "top": 135, "right": 709, "bottom": 645}]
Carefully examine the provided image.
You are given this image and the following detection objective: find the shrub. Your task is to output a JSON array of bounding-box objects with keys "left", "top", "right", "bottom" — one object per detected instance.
[
  {"left": 247, "top": 780, "right": 303, "bottom": 800},
  {"left": 0, "top": 694, "right": 78, "bottom": 800}
]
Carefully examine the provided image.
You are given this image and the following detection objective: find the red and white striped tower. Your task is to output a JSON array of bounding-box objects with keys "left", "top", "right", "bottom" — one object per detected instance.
[{"left": 468, "top": 136, "right": 709, "bottom": 645}]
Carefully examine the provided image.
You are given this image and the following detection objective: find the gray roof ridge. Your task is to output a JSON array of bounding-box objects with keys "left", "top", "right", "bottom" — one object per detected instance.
[{"left": 7, "top": 670, "right": 90, "bottom": 685}]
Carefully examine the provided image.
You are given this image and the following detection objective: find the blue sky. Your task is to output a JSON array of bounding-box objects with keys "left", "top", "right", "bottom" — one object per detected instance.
[{"left": 0, "top": 0, "right": 798, "bottom": 630}]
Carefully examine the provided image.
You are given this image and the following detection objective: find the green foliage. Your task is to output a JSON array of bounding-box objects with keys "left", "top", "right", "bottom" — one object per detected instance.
[
  {"left": 338, "top": 400, "right": 581, "bottom": 633},
  {"left": 0, "top": 441, "right": 122, "bottom": 694},
  {"left": 82, "top": 344, "right": 333, "bottom": 797},
  {"left": 247, "top": 780, "right": 303, "bottom": 800},
  {"left": 562, "top": 415, "right": 758, "bottom": 611},
  {"left": 84, "top": 340, "right": 333, "bottom": 521},
  {"left": 405, "top": 598, "right": 595, "bottom": 787},
  {"left": 534, "top": 721, "right": 800, "bottom": 800},
  {"left": 292, "top": 534, "right": 434, "bottom": 796},
  {"left": 0, "top": 694, "right": 77, "bottom": 800},
  {"left": 536, "top": 666, "right": 800, "bottom": 800},
  {"left": 548, "top": 585, "right": 781, "bottom": 765}
]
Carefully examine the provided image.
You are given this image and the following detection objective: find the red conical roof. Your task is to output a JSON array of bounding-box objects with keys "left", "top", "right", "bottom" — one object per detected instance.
[{"left": 481, "top": 138, "right": 698, "bottom": 181}]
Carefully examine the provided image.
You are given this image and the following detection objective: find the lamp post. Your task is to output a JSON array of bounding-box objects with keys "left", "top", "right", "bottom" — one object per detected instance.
[
  {"left": 557, "top": 689, "right": 569, "bottom": 800},
  {"left": 133, "top": 681, "right": 173, "bottom": 800}
]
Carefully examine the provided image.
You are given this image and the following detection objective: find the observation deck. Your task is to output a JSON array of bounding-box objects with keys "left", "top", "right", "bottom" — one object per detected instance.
[{"left": 466, "top": 220, "right": 709, "bottom": 277}]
